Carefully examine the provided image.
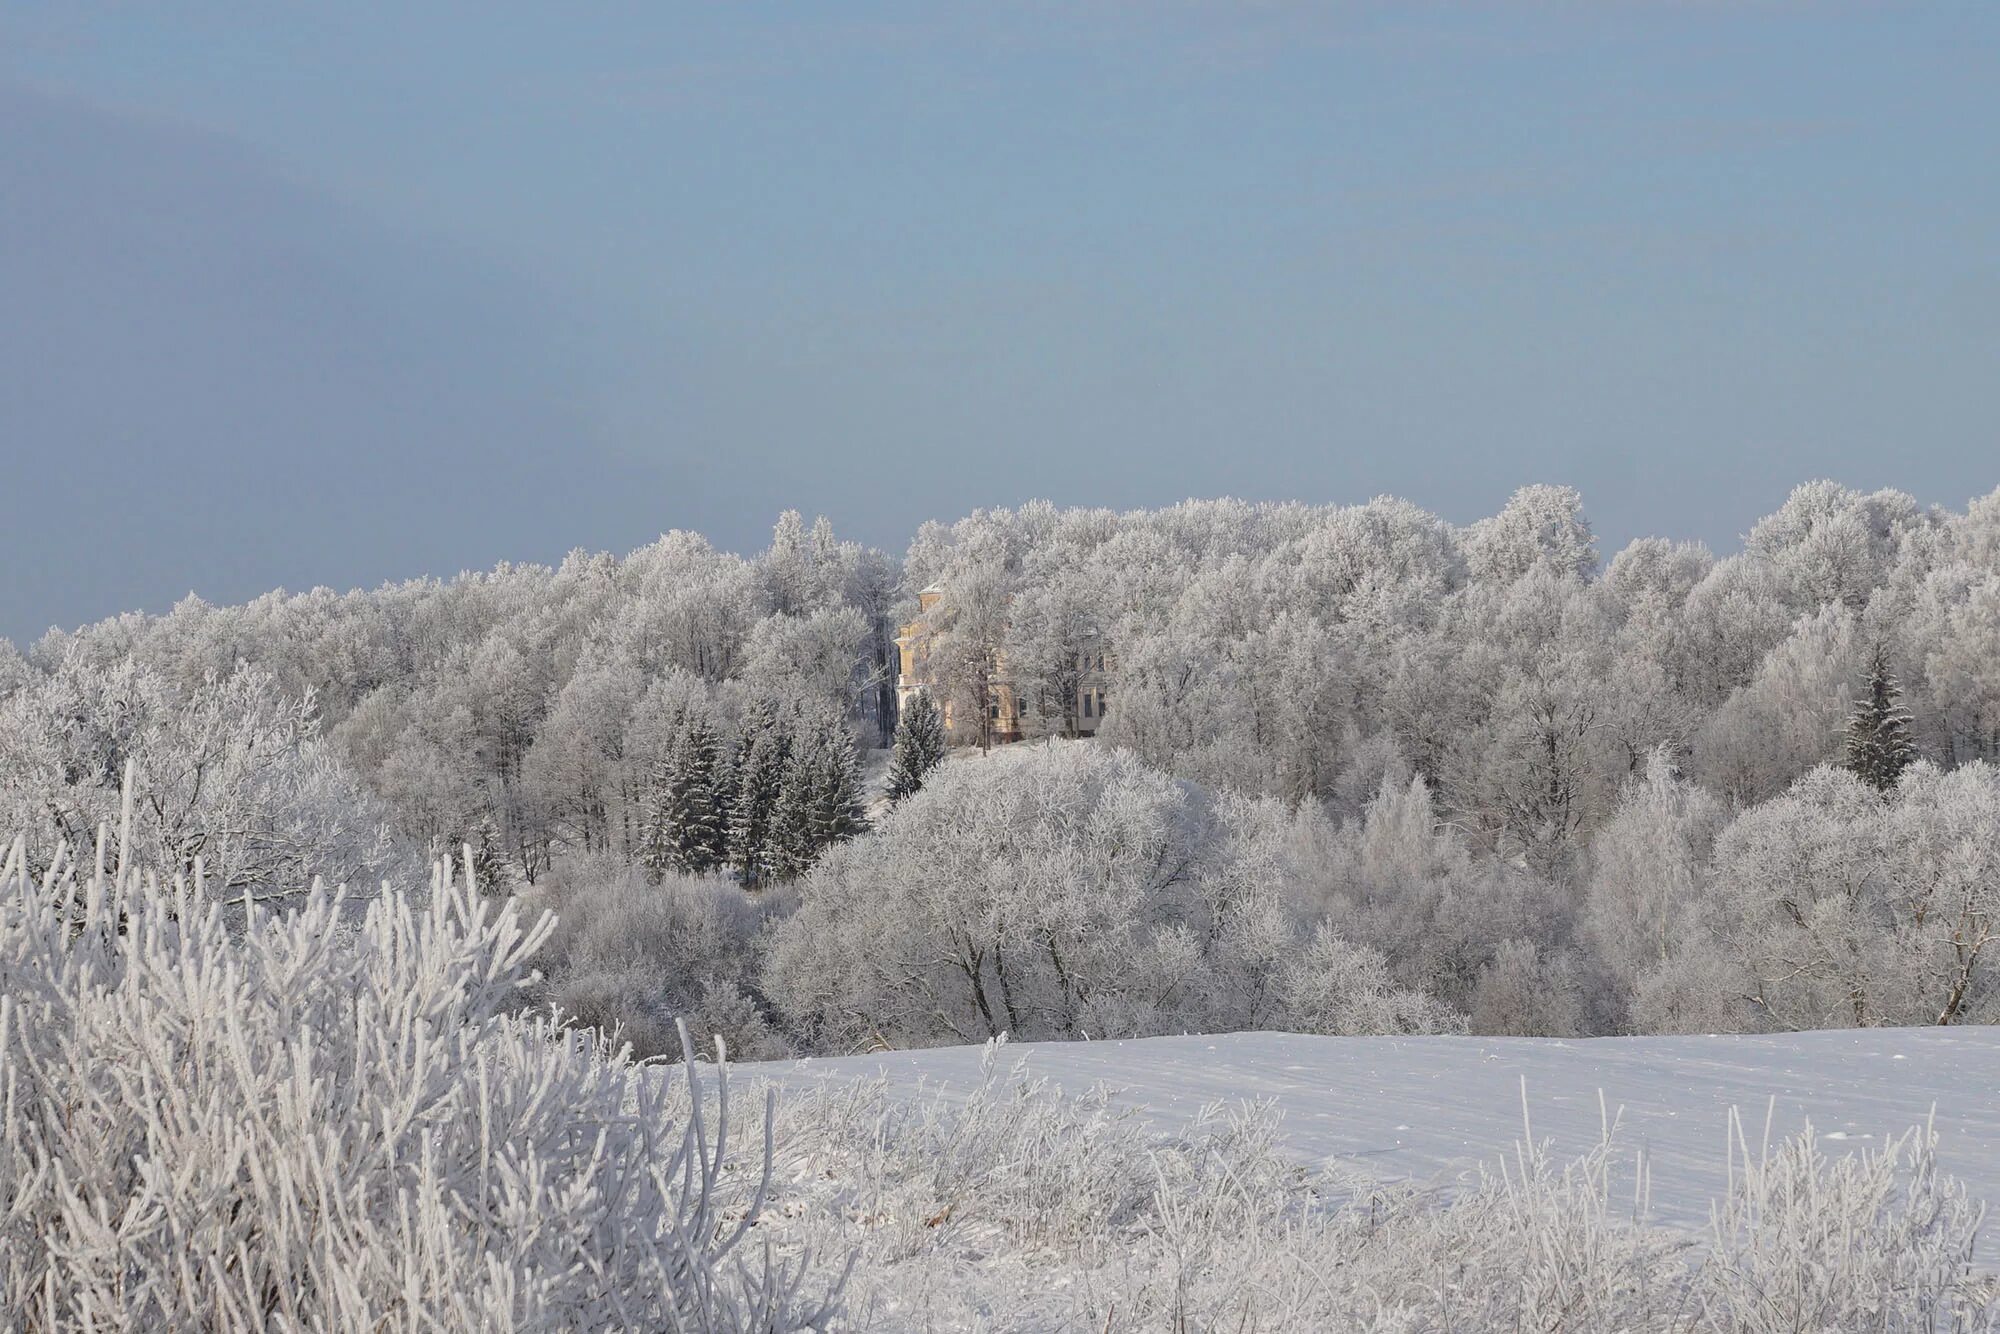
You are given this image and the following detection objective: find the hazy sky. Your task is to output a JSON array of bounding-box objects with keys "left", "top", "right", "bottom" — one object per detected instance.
[{"left": 3, "top": 3, "right": 1996, "bottom": 645}]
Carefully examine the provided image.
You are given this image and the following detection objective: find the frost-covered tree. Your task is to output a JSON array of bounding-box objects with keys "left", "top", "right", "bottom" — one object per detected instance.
[
  {"left": 16, "top": 478, "right": 2000, "bottom": 1045},
  {"left": 1303, "top": 772, "right": 1565, "bottom": 1016},
  {"left": 0, "top": 651, "right": 393, "bottom": 895},
  {"left": 726, "top": 701, "right": 788, "bottom": 885},
  {"left": 766, "top": 709, "right": 868, "bottom": 883},
  {"left": 1583, "top": 751, "right": 1727, "bottom": 1016},
  {"left": 1003, "top": 565, "right": 1103, "bottom": 739},
  {"left": 643, "top": 702, "right": 728, "bottom": 877},
  {"left": 1695, "top": 604, "right": 1864, "bottom": 803},
  {"left": 1844, "top": 642, "right": 1918, "bottom": 791},
  {"left": 521, "top": 658, "right": 642, "bottom": 855},
  {"left": 756, "top": 509, "right": 856, "bottom": 620},
  {"left": 1702, "top": 762, "right": 2000, "bottom": 1028},
  {"left": 767, "top": 743, "right": 1453, "bottom": 1050},
  {"left": 1900, "top": 562, "right": 2000, "bottom": 763},
  {"left": 845, "top": 545, "right": 905, "bottom": 746},
  {"left": 1746, "top": 479, "right": 1934, "bottom": 612},
  {"left": 1446, "top": 568, "right": 1616, "bottom": 879},
  {"left": 609, "top": 531, "right": 760, "bottom": 681},
  {"left": 915, "top": 559, "right": 1014, "bottom": 752},
  {"left": 742, "top": 605, "right": 869, "bottom": 707},
  {"left": 0, "top": 640, "right": 29, "bottom": 699},
  {"left": 808, "top": 716, "right": 870, "bottom": 852},
  {"left": 886, "top": 691, "right": 946, "bottom": 803},
  {"left": 1673, "top": 553, "right": 1796, "bottom": 706},
  {"left": 1464, "top": 484, "right": 1599, "bottom": 585}
]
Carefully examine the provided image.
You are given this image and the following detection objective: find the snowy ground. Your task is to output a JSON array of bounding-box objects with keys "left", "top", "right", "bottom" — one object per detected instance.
[{"left": 747, "top": 1026, "right": 2000, "bottom": 1259}]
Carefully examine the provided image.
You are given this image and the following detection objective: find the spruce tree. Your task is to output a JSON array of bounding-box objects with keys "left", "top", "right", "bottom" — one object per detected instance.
[
  {"left": 762, "top": 712, "right": 870, "bottom": 883},
  {"left": 644, "top": 709, "right": 725, "bottom": 876},
  {"left": 463, "top": 813, "right": 511, "bottom": 896},
  {"left": 1845, "top": 643, "right": 1917, "bottom": 792},
  {"left": 767, "top": 737, "right": 821, "bottom": 884},
  {"left": 813, "top": 720, "right": 870, "bottom": 849},
  {"left": 886, "top": 691, "right": 946, "bottom": 803},
  {"left": 727, "top": 703, "right": 788, "bottom": 885}
]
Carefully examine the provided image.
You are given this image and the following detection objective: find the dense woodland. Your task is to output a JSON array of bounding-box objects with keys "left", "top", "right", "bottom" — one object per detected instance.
[{"left": 5, "top": 481, "right": 2000, "bottom": 1053}]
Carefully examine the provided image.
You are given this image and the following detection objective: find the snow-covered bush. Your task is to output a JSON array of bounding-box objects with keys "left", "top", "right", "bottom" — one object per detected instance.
[{"left": 0, "top": 803, "right": 843, "bottom": 1330}]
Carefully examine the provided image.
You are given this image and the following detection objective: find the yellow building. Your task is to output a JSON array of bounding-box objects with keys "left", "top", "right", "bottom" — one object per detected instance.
[{"left": 893, "top": 583, "right": 1111, "bottom": 746}]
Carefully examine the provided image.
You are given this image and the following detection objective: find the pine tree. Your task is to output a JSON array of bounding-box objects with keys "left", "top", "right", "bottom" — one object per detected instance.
[
  {"left": 886, "top": 691, "right": 946, "bottom": 803},
  {"left": 1845, "top": 643, "right": 1917, "bottom": 792},
  {"left": 644, "top": 709, "right": 725, "bottom": 876}
]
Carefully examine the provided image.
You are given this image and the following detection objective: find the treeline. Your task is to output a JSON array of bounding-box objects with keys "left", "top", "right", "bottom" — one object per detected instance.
[
  {"left": 1, "top": 513, "right": 892, "bottom": 892},
  {"left": 3, "top": 481, "right": 1998, "bottom": 1048}
]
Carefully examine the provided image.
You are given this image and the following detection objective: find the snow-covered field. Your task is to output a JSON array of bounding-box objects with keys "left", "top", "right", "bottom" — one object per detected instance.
[{"left": 750, "top": 1026, "right": 2000, "bottom": 1259}]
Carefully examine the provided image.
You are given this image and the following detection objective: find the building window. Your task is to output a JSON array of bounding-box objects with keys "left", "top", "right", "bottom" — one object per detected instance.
[{"left": 1083, "top": 692, "right": 1094, "bottom": 719}]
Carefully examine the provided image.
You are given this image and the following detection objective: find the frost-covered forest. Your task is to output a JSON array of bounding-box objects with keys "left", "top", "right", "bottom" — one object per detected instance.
[
  {"left": 8, "top": 479, "right": 2000, "bottom": 1329},
  {"left": 5, "top": 481, "right": 2000, "bottom": 1057}
]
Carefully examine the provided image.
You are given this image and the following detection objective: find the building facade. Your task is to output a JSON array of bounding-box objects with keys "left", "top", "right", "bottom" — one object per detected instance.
[{"left": 893, "top": 583, "right": 1111, "bottom": 746}]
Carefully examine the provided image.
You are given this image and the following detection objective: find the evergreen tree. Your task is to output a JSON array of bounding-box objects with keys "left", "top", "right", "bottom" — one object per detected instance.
[
  {"left": 1845, "top": 644, "right": 1917, "bottom": 792},
  {"left": 886, "top": 691, "right": 946, "bottom": 803},
  {"left": 726, "top": 702, "right": 788, "bottom": 885},
  {"left": 644, "top": 708, "right": 725, "bottom": 876},
  {"left": 462, "top": 813, "right": 511, "bottom": 896},
  {"left": 763, "top": 711, "right": 870, "bottom": 883},
  {"left": 767, "top": 738, "right": 820, "bottom": 884},
  {"left": 813, "top": 720, "right": 871, "bottom": 849}
]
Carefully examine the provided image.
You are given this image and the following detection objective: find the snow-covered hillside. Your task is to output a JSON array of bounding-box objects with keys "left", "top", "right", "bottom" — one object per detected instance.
[{"left": 751, "top": 1026, "right": 2000, "bottom": 1258}]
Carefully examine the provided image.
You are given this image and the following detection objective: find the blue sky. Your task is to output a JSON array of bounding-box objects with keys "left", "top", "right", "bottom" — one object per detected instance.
[{"left": 3, "top": 3, "right": 1996, "bottom": 643}]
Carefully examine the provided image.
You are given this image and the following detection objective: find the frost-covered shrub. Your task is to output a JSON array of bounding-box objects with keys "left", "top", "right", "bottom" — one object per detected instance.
[
  {"left": 1468, "top": 937, "right": 1592, "bottom": 1037},
  {"left": 1699, "top": 1111, "right": 1989, "bottom": 1333},
  {"left": 778, "top": 1045, "right": 1181, "bottom": 1263},
  {"left": 521, "top": 852, "right": 789, "bottom": 1060},
  {"left": 751, "top": 1048, "right": 1307, "bottom": 1327},
  {"left": 1630, "top": 946, "right": 1763, "bottom": 1035},
  {"left": 0, "top": 812, "right": 842, "bottom": 1330},
  {"left": 741, "top": 1055, "right": 1995, "bottom": 1332},
  {"left": 1279, "top": 924, "right": 1468, "bottom": 1036}
]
